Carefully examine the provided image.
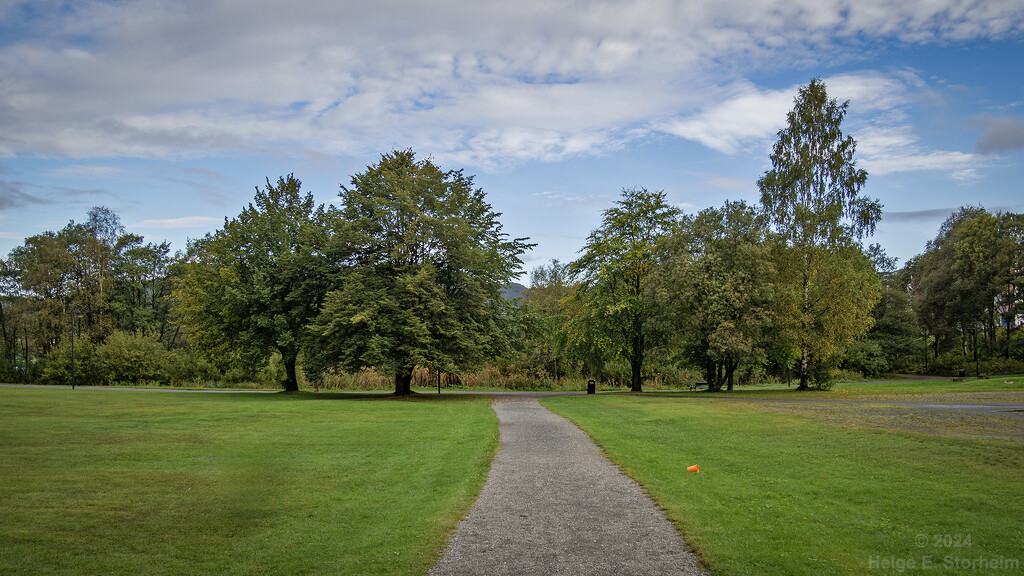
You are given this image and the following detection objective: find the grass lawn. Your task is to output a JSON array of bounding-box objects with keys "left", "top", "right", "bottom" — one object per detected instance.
[
  {"left": 830, "top": 375, "right": 1024, "bottom": 397},
  {"left": 690, "top": 375, "right": 1024, "bottom": 400},
  {"left": 542, "top": 394, "right": 1024, "bottom": 576},
  {"left": 0, "top": 388, "right": 498, "bottom": 576}
]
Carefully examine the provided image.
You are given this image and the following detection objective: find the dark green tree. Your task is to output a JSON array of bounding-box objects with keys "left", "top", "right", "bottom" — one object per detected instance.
[
  {"left": 308, "top": 150, "right": 530, "bottom": 395},
  {"left": 758, "top": 78, "right": 882, "bottom": 389},
  {"left": 173, "top": 175, "right": 329, "bottom": 391},
  {"left": 519, "top": 260, "right": 574, "bottom": 382},
  {"left": 566, "top": 187, "right": 679, "bottom": 392},
  {"left": 911, "top": 207, "right": 1024, "bottom": 368},
  {"left": 658, "top": 201, "right": 774, "bottom": 391}
]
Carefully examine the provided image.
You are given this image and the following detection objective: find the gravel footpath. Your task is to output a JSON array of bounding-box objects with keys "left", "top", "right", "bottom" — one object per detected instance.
[{"left": 429, "top": 395, "right": 707, "bottom": 576}]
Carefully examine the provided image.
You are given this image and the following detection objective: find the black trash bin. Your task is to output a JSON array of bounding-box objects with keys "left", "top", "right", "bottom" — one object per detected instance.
[{"left": 587, "top": 379, "right": 596, "bottom": 394}]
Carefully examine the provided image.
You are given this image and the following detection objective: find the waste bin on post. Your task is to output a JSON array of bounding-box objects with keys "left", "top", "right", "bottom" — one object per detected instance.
[{"left": 587, "top": 379, "right": 596, "bottom": 394}]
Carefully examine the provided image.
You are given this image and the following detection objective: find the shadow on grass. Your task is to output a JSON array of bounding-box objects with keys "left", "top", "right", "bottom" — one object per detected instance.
[{"left": 255, "top": 390, "right": 493, "bottom": 403}]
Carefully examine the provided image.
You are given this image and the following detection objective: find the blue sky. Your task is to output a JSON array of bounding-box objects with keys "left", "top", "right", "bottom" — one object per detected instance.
[{"left": 1, "top": 0, "right": 1022, "bottom": 276}]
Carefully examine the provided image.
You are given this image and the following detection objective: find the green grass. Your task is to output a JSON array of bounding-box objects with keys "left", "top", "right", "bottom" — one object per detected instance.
[
  {"left": 0, "top": 388, "right": 498, "bottom": 576},
  {"left": 674, "top": 375, "right": 1024, "bottom": 400},
  {"left": 829, "top": 375, "right": 1024, "bottom": 396},
  {"left": 542, "top": 394, "right": 1024, "bottom": 576}
]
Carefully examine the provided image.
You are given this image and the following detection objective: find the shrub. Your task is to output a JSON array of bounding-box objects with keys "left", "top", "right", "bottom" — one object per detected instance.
[
  {"left": 40, "top": 334, "right": 101, "bottom": 386},
  {"left": 95, "top": 330, "right": 169, "bottom": 385},
  {"left": 842, "top": 339, "right": 889, "bottom": 378}
]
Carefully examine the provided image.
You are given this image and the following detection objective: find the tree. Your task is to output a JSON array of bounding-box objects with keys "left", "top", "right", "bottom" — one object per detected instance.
[
  {"left": 658, "top": 201, "right": 774, "bottom": 391},
  {"left": 566, "top": 187, "right": 679, "bottom": 391},
  {"left": 758, "top": 78, "right": 883, "bottom": 389},
  {"left": 308, "top": 150, "right": 530, "bottom": 395},
  {"left": 173, "top": 175, "right": 329, "bottom": 391},
  {"left": 911, "top": 207, "right": 1024, "bottom": 367},
  {"left": 111, "top": 239, "right": 176, "bottom": 343},
  {"left": 519, "top": 260, "right": 574, "bottom": 382}
]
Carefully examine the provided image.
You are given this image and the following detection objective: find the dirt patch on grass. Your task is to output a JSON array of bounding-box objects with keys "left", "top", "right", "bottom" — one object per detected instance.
[
  {"left": 833, "top": 390, "right": 1024, "bottom": 403},
  {"left": 733, "top": 395, "right": 1024, "bottom": 441}
]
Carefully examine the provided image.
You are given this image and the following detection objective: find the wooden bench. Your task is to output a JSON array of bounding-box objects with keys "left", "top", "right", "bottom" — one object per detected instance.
[{"left": 689, "top": 382, "right": 709, "bottom": 391}]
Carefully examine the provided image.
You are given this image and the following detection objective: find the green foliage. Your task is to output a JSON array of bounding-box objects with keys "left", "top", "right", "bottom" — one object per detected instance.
[
  {"left": 841, "top": 339, "right": 888, "bottom": 378},
  {"left": 308, "top": 150, "right": 531, "bottom": 395},
  {"left": 566, "top": 187, "right": 680, "bottom": 391},
  {"left": 758, "top": 78, "right": 883, "bottom": 389},
  {"left": 862, "top": 284, "right": 921, "bottom": 372},
  {"left": 94, "top": 330, "right": 168, "bottom": 384},
  {"left": 173, "top": 175, "right": 330, "bottom": 391},
  {"left": 40, "top": 333, "right": 100, "bottom": 386},
  {"left": 517, "top": 260, "right": 573, "bottom": 380},
  {"left": 909, "top": 207, "right": 1024, "bottom": 368},
  {"left": 657, "top": 201, "right": 774, "bottom": 391},
  {"left": 2, "top": 207, "right": 181, "bottom": 383}
]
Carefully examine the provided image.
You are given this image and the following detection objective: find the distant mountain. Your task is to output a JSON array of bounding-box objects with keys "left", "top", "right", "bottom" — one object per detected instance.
[{"left": 501, "top": 282, "right": 528, "bottom": 300}]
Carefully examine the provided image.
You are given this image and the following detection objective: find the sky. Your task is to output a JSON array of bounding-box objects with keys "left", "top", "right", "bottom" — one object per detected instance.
[{"left": 1, "top": 0, "right": 1023, "bottom": 278}]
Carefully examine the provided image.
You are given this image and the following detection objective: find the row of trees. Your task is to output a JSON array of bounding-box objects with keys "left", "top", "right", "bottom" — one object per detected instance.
[
  {"left": 555, "top": 79, "right": 882, "bottom": 391},
  {"left": 906, "top": 207, "right": 1024, "bottom": 372},
  {"left": 2, "top": 78, "right": 1021, "bottom": 392},
  {"left": 0, "top": 207, "right": 182, "bottom": 384},
  {"left": 174, "top": 152, "right": 530, "bottom": 394}
]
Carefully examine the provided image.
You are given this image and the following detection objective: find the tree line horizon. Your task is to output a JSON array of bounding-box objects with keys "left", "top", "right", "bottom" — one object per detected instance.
[{"left": 2, "top": 79, "right": 1022, "bottom": 394}]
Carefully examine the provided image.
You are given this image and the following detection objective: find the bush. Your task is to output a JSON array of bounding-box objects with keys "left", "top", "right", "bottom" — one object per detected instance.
[
  {"left": 843, "top": 339, "right": 889, "bottom": 378},
  {"left": 40, "top": 334, "right": 101, "bottom": 386},
  {"left": 923, "top": 352, "right": 1024, "bottom": 377},
  {"left": 95, "top": 331, "right": 169, "bottom": 385},
  {"left": 163, "top": 348, "right": 221, "bottom": 384}
]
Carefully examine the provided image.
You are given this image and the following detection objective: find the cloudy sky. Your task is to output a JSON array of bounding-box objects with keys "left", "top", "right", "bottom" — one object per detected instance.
[{"left": 1, "top": 0, "right": 1022, "bottom": 273}]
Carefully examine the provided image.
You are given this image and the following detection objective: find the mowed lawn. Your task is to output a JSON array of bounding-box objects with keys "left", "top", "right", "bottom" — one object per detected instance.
[
  {"left": 543, "top": 394, "right": 1024, "bottom": 576},
  {"left": 0, "top": 388, "right": 498, "bottom": 576}
]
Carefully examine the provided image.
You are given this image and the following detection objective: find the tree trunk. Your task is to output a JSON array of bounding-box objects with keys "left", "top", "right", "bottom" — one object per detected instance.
[
  {"left": 394, "top": 369, "right": 413, "bottom": 396},
  {"left": 630, "top": 329, "right": 644, "bottom": 392},
  {"left": 726, "top": 358, "right": 737, "bottom": 392},
  {"left": 797, "top": 348, "right": 810, "bottom": 390},
  {"left": 630, "top": 356, "right": 643, "bottom": 392},
  {"left": 797, "top": 248, "right": 811, "bottom": 391},
  {"left": 283, "top": 355, "right": 299, "bottom": 392}
]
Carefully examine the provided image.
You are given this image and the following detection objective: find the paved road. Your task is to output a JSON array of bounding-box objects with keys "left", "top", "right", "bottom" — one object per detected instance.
[{"left": 429, "top": 395, "right": 707, "bottom": 576}]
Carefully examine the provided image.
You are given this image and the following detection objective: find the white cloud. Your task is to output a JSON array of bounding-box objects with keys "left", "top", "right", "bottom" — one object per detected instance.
[
  {"left": 132, "top": 216, "right": 221, "bottom": 229},
  {"left": 661, "top": 70, "right": 987, "bottom": 180},
  {"left": 855, "top": 124, "right": 981, "bottom": 177},
  {"left": 657, "top": 84, "right": 794, "bottom": 154},
  {"left": 50, "top": 164, "right": 125, "bottom": 178},
  {"left": 654, "top": 71, "right": 915, "bottom": 155},
  {"left": 0, "top": 0, "right": 1021, "bottom": 168}
]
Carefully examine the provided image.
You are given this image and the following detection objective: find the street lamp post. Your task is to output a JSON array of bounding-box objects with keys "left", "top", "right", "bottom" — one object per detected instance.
[{"left": 71, "top": 309, "right": 76, "bottom": 390}]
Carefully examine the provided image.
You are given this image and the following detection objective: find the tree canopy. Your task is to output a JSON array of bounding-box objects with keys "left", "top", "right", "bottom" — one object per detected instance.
[
  {"left": 758, "top": 78, "right": 882, "bottom": 389},
  {"left": 566, "top": 187, "right": 679, "bottom": 392},
  {"left": 657, "top": 201, "right": 774, "bottom": 391},
  {"left": 308, "top": 150, "right": 531, "bottom": 395},
  {"left": 173, "top": 175, "right": 329, "bottom": 391}
]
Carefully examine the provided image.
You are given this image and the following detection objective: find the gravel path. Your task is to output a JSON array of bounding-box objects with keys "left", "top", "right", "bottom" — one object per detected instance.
[{"left": 429, "top": 395, "right": 707, "bottom": 576}]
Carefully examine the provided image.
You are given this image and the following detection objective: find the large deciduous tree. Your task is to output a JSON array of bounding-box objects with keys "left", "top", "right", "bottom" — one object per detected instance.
[
  {"left": 758, "top": 78, "right": 882, "bottom": 389},
  {"left": 566, "top": 187, "right": 679, "bottom": 392},
  {"left": 173, "top": 175, "right": 329, "bottom": 391},
  {"left": 658, "top": 201, "right": 774, "bottom": 391},
  {"left": 308, "top": 150, "right": 530, "bottom": 396}
]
